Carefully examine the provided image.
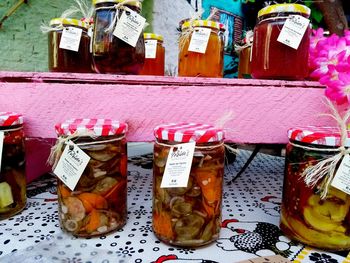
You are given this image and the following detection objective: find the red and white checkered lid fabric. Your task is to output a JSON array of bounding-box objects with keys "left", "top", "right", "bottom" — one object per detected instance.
[
  {"left": 55, "top": 119, "right": 128, "bottom": 136},
  {"left": 288, "top": 126, "right": 350, "bottom": 147},
  {"left": 0, "top": 112, "right": 24, "bottom": 127},
  {"left": 154, "top": 123, "right": 224, "bottom": 143}
]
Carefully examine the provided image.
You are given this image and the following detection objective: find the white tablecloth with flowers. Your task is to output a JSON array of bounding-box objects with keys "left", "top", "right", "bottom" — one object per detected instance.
[{"left": 0, "top": 149, "right": 349, "bottom": 263}]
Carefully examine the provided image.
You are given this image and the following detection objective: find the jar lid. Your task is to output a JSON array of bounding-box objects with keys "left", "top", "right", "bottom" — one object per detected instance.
[
  {"left": 50, "top": 18, "right": 88, "bottom": 29},
  {"left": 154, "top": 123, "right": 224, "bottom": 143},
  {"left": 0, "top": 112, "right": 24, "bottom": 127},
  {"left": 92, "top": 0, "right": 142, "bottom": 8},
  {"left": 182, "top": 20, "right": 224, "bottom": 31},
  {"left": 288, "top": 127, "right": 350, "bottom": 147},
  {"left": 258, "top": 4, "right": 311, "bottom": 18},
  {"left": 55, "top": 119, "right": 128, "bottom": 137},
  {"left": 144, "top": 33, "right": 163, "bottom": 41}
]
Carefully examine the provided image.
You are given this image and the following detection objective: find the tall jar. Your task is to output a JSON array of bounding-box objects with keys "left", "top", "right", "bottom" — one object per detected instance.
[
  {"left": 281, "top": 127, "right": 350, "bottom": 250},
  {"left": 178, "top": 20, "right": 225, "bottom": 78},
  {"left": 152, "top": 123, "right": 225, "bottom": 247},
  {"left": 0, "top": 112, "right": 26, "bottom": 220},
  {"left": 52, "top": 119, "right": 128, "bottom": 237},
  {"left": 251, "top": 4, "right": 311, "bottom": 80},
  {"left": 139, "top": 33, "right": 165, "bottom": 76},
  {"left": 92, "top": 0, "right": 145, "bottom": 74},
  {"left": 48, "top": 18, "right": 93, "bottom": 73}
]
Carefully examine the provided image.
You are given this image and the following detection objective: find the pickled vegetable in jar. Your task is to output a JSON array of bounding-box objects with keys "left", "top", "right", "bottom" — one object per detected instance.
[
  {"left": 53, "top": 119, "right": 128, "bottom": 237},
  {"left": 0, "top": 112, "right": 26, "bottom": 220},
  {"left": 92, "top": 0, "right": 145, "bottom": 74},
  {"left": 153, "top": 123, "right": 225, "bottom": 247},
  {"left": 48, "top": 18, "right": 93, "bottom": 73},
  {"left": 281, "top": 127, "right": 350, "bottom": 250},
  {"left": 139, "top": 33, "right": 165, "bottom": 76},
  {"left": 178, "top": 20, "right": 225, "bottom": 78},
  {"left": 251, "top": 4, "right": 311, "bottom": 80}
]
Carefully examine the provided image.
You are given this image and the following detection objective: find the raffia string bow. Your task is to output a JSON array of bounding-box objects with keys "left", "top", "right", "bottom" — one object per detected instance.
[{"left": 301, "top": 98, "right": 350, "bottom": 199}]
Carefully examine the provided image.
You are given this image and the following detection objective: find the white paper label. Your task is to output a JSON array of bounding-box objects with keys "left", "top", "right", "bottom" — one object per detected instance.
[
  {"left": 53, "top": 141, "right": 91, "bottom": 191},
  {"left": 161, "top": 142, "right": 195, "bottom": 188},
  {"left": 0, "top": 132, "right": 4, "bottom": 172},
  {"left": 331, "top": 154, "right": 350, "bottom": 195},
  {"left": 277, "top": 15, "right": 310, "bottom": 50},
  {"left": 88, "top": 27, "right": 93, "bottom": 53},
  {"left": 145, "top": 39, "right": 157, "bottom": 59},
  {"left": 188, "top": 27, "right": 211, "bottom": 54},
  {"left": 113, "top": 7, "right": 146, "bottom": 47},
  {"left": 59, "top": 26, "right": 83, "bottom": 52}
]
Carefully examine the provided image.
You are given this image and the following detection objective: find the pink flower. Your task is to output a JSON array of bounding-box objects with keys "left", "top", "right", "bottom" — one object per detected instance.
[{"left": 325, "top": 72, "right": 350, "bottom": 105}]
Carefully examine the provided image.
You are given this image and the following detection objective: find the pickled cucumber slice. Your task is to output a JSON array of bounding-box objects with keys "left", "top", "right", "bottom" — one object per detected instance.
[
  {"left": 303, "top": 207, "right": 341, "bottom": 232},
  {"left": 0, "top": 182, "right": 14, "bottom": 208}
]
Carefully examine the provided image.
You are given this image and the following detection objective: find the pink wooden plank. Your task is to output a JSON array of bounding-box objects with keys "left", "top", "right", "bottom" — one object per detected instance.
[{"left": 0, "top": 71, "right": 330, "bottom": 182}]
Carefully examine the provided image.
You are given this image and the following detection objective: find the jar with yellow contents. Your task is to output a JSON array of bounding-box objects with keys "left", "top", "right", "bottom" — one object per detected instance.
[
  {"left": 178, "top": 20, "right": 225, "bottom": 78},
  {"left": 139, "top": 33, "right": 165, "bottom": 76}
]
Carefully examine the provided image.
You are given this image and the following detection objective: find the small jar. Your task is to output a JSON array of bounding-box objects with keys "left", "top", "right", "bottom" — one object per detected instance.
[
  {"left": 139, "top": 33, "right": 165, "bottom": 76},
  {"left": 251, "top": 4, "right": 311, "bottom": 80},
  {"left": 92, "top": 0, "right": 145, "bottom": 74},
  {"left": 48, "top": 18, "right": 92, "bottom": 73},
  {"left": 53, "top": 119, "right": 128, "bottom": 237},
  {"left": 178, "top": 20, "right": 225, "bottom": 78},
  {"left": 0, "top": 112, "right": 26, "bottom": 220},
  {"left": 152, "top": 123, "right": 225, "bottom": 247},
  {"left": 281, "top": 127, "right": 350, "bottom": 250},
  {"left": 238, "top": 46, "right": 252, "bottom": 79}
]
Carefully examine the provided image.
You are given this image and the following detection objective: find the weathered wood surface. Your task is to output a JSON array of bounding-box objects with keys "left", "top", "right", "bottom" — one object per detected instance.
[{"left": 0, "top": 71, "right": 330, "bottom": 181}]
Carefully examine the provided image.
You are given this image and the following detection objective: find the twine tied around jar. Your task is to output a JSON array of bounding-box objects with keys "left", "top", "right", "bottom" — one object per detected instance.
[
  {"left": 178, "top": 8, "right": 218, "bottom": 52},
  {"left": 40, "top": 0, "right": 94, "bottom": 33},
  {"left": 47, "top": 131, "right": 125, "bottom": 169},
  {"left": 293, "top": 98, "right": 350, "bottom": 199},
  {"left": 234, "top": 30, "right": 254, "bottom": 53},
  {"left": 98, "top": 0, "right": 143, "bottom": 33}
]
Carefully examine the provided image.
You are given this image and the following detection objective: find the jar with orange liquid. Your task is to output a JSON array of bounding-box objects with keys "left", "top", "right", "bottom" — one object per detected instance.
[
  {"left": 178, "top": 20, "right": 225, "bottom": 78},
  {"left": 139, "top": 33, "right": 165, "bottom": 76}
]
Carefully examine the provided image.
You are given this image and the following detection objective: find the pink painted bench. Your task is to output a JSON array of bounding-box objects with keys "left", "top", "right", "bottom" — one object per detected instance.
[{"left": 0, "top": 71, "right": 329, "bottom": 182}]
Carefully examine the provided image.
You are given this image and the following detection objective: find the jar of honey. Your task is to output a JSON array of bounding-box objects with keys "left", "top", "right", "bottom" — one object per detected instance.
[
  {"left": 0, "top": 112, "right": 26, "bottom": 220},
  {"left": 153, "top": 123, "right": 225, "bottom": 247},
  {"left": 251, "top": 4, "right": 311, "bottom": 80},
  {"left": 281, "top": 126, "right": 350, "bottom": 250},
  {"left": 48, "top": 18, "right": 93, "bottom": 73},
  {"left": 52, "top": 119, "right": 128, "bottom": 237},
  {"left": 139, "top": 33, "right": 165, "bottom": 76},
  {"left": 92, "top": 0, "right": 145, "bottom": 74},
  {"left": 178, "top": 20, "right": 225, "bottom": 78},
  {"left": 237, "top": 31, "right": 253, "bottom": 79}
]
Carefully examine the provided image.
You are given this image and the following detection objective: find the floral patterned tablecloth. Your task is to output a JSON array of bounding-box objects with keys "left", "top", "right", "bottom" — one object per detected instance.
[{"left": 0, "top": 150, "right": 349, "bottom": 263}]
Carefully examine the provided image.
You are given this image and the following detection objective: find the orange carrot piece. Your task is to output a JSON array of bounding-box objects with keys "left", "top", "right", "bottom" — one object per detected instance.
[
  {"left": 85, "top": 209, "right": 100, "bottom": 233},
  {"left": 153, "top": 211, "right": 174, "bottom": 240},
  {"left": 58, "top": 184, "right": 71, "bottom": 199},
  {"left": 104, "top": 180, "right": 126, "bottom": 200},
  {"left": 195, "top": 169, "right": 222, "bottom": 203},
  {"left": 79, "top": 198, "right": 94, "bottom": 213},
  {"left": 78, "top": 193, "right": 108, "bottom": 210}
]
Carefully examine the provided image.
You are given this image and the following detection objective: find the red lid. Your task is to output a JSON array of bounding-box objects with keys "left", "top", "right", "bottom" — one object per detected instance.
[
  {"left": 0, "top": 112, "right": 24, "bottom": 127},
  {"left": 154, "top": 123, "right": 224, "bottom": 143},
  {"left": 288, "top": 126, "right": 350, "bottom": 147},
  {"left": 55, "top": 119, "right": 128, "bottom": 136}
]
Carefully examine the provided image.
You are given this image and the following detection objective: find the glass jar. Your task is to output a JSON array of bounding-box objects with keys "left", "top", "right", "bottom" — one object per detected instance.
[
  {"left": 0, "top": 112, "right": 26, "bottom": 220},
  {"left": 48, "top": 18, "right": 93, "bottom": 73},
  {"left": 238, "top": 46, "right": 252, "bottom": 79},
  {"left": 139, "top": 33, "right": 165, "bottom": 76},
  {"left": 178, "top": 20, "right": 225, "bottom": 78},
  {"left": 251, "top": 4, "right": 311, "bottom": 80},
  {"left": 152, "top": 123, "right": 225, "bottom": 247},
  {"left": 92, "top": 0, "right": 145, "bottom": 74},
  {"left": 53, "top": 119, "right": 128, "bottom": 237},
  {"left": 281, "top": 127, "right": 350, "bottom": 250}
]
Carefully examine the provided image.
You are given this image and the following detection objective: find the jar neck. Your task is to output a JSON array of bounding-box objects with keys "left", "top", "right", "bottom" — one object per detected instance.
[
  {"left": 289, "top": 139, "right": 341, "bottom": 152},
  {"left": 258, "top": 12, "right": 310, "bottom": 23},
  {"left": 0, "top": 124, "right": 23, "bottom": 132},
  {"left": 95, "top": 3, "right": 141, "bottom": 13},
  {"left": 155, "top": 139, "right": 223, "bottom": 148}
]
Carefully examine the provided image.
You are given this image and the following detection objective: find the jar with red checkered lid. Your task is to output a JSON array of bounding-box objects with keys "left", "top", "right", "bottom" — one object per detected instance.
[
  {"left": 281, "top": 126, "right": 350, "bottom": 250},
  {"left": 52, "top": 118, "right": 128, "bottom": 237},
  {"left": 152, "top": 123, "right": 225, "bottom": 247},
  {"left": 0, "top": 112, "right": 26, "bottom": 220}
]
